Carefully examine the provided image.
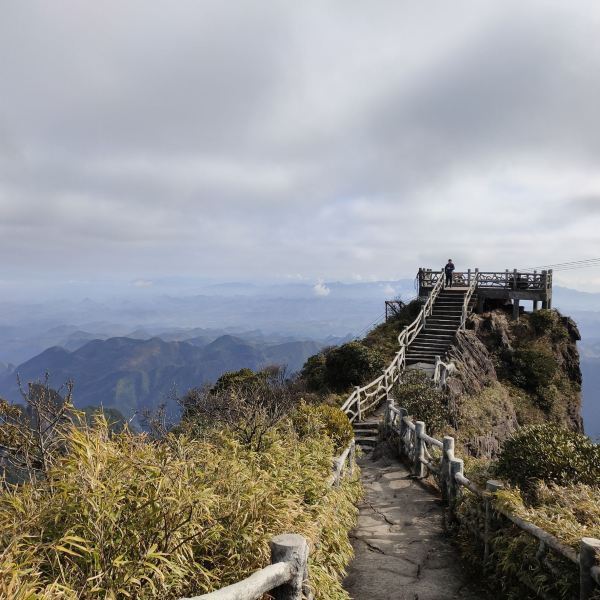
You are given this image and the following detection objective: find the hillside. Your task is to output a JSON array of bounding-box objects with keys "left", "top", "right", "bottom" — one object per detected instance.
[
  {"left": 444, "top": 308, "right": 583, "bottom": 456},
  {"left": 302, "top": 304, "right": 584, "bottom": 453},
  {"left": 0, "top": 335, "right": 323, "bottom": 418}
]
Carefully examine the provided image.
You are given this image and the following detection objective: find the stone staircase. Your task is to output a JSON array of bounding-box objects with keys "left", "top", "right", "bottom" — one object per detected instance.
[
  {"left": 353, "top": 418, "right": 380, "bottom": 450},
  {"left": 405, "top": 288, "right": 468, "bottom": 365},
  {"left": 351, "top": 288, "right": 474, "bottom": 448}
]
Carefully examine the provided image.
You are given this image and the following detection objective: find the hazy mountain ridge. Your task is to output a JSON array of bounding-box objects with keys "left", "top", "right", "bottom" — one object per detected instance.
[
  {"left": 0, "top": 279, "right": 598, "bottom": 433},
  {"left": 0, "top": 335, "right": 326, "bottom": 419}
]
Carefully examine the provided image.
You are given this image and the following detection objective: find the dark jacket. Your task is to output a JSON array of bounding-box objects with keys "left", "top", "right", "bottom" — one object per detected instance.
[{"left": 444, "top": 262, "right": 455, "bottom": 274}]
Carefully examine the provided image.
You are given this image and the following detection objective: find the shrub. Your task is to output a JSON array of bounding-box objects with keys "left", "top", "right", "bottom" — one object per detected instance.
[
  {"left": 496, "top": 424, "right": 600, "bottom": 491},
  {"left": 324, "top": 342, "right": 384, "bottom": 393},
  {"left": 300, "top": 353, "right": 328, "bottom": 392},
  {"left": 210, "top": 367, "right": 267, "bottom": 394},
  {"left": 181, "top": 366, "right": 296, "bottom": 451},
  {"left": 292, "top": 404, "right": 354, "bottom": 452},
  {"left": 0, "top": 419, "right": 360, "bottom": 599},
  {"left": 392, "top": 370, "right": 450, "bottom": 434},
  {"left": 529, "top": 309, "right": 557, "bottom": 335},
  {"left": 506, "top": 346, "right": 557, "bottom": 394}
]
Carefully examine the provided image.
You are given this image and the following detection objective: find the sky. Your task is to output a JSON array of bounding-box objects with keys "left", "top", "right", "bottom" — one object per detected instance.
[{"left": 1, "top": 1, "right": 600, "bottom": 295}]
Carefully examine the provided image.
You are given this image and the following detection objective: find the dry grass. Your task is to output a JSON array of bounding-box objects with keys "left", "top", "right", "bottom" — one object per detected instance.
[{"left": 0, "top": 417, "right": 361, "bottom": 599}]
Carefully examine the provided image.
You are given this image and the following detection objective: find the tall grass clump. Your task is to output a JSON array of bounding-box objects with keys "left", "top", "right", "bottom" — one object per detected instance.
[{"left": 0, "top": 415, "right": 360, "bottom": 599}]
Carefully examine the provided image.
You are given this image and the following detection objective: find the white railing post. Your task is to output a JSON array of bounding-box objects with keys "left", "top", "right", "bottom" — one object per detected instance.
[
  {"left": 441, "top": 436, "right": 454, "bottom": 503},
  {"left": 484, "top": 480, "right": 504, "bottom": 563},
  {"left": 449, "top": 457, "right": 464, "bottom": 521},
  {"left": 270, "top": 534, "right": 309, "bottom": 600},
  {"left": 385, "top": 396, "right": 395, "bottom": 434},
  {"left": 434, "top": 355, "right": 441, "bottom": 385},
  {"left": 414, "top": 421, "right": 426, "bottom": 478},
  {"left": 355, "top": 387, "right": 362, "bottom": 422},
  {"left": 399, "top": 408, "right": 408, "bottom": 456},
  {"left": 580, "top": 538, "right": 600, "bottom": 600}
]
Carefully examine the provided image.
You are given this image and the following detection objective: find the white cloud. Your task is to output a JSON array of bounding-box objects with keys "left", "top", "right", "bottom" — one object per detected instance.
[
  {"left": 313, "top": 281, "right": 331, "bottom": 297},
  {"left": 133, "top": 279, "right": 153, "bottom": 288},
  {"left": 1, "top": 2, "right": 600, "bottom": 287}
]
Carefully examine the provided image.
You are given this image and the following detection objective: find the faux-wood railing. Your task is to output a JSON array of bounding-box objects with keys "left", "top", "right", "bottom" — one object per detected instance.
[
  {"left": 385, "top": 400, "right": 600, "bottom": 600},
  {"left": 340, "top": 269, "right": 446, "bottom": 422}
]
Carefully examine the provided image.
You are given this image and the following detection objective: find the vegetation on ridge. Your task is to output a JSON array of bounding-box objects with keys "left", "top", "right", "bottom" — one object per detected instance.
[{"left": 0, "top": 369, "right": 360, "bottom": 599}]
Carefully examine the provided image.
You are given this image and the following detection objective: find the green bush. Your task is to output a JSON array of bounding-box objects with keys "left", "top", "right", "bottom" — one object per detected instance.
[
  {"left": 293, "top": 404, "right": 354, "bottom": 452},
  {"left": 392, "top": 370, "right": 450, "bottom": 434},
  {"left": 506, "top": 346, "right": 557, "bottom": 394},
  {"left": 528, "top": 309, "right": 569, "bottom": 343},
  {"left": 0, "top": 418, "right": 360, "bottom": 599},
  {"left": 529, "top": 309, "right": 557, "bottom": 335},
  {"left": 300, "top": 353, "right": 328, "bottom": 392},
  {"left": 210, "top": 367, "right": 264, "bottom": 394},
  {"left": 324, "top": 342, "right": 384, "bottom": 393},
  {"left": 496, "top": 424, "right": 600, "bottom": 491}
]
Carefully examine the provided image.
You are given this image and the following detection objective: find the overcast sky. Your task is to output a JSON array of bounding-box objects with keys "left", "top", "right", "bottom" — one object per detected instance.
[{"left": 2, "top": 1, "right": 600, "bottom": 294}]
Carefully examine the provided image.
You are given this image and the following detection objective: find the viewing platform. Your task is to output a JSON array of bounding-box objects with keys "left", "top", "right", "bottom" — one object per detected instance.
[{"left": 417, "top": 267, "right": 553, "bottom": 319}]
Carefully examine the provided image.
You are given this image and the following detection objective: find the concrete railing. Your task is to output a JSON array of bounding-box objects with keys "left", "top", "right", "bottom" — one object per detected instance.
[
  {"left": 460, "top": 270, "right": 479, "bottom": 330},
  {"left": 182, "top": 440, "right": 356, "bottom": 600},
  {"left": 385, "top": 400, "right": 600, "bottom": 600}
]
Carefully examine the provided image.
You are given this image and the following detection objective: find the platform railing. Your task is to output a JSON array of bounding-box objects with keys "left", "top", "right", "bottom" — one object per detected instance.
[{"left": 419, "top": 268, "right": 553, "bottom": 293}]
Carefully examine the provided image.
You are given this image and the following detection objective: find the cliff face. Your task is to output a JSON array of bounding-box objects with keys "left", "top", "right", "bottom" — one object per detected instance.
[{"left": 445, "top": 308, "right": 582, "bottom": 458}]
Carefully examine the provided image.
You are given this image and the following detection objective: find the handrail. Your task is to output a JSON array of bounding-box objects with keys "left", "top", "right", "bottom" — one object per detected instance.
[
  {"left": 460, "top": 270, "right": 479, "bottom": 330},
  {"left": 433, "top": 356, "right": 455, "bottom": 388},
  {"left": 187, "top": 561, "right": 294, "bottom": 600},
  {"left": 340, "top": 270, "right": 445, "bottom": 423},
  {"left": 186, "top": 440, "right": 357, "bottom": 600},
  {"left": 385, "top": 401, "right": 600, "bottom": 598}
]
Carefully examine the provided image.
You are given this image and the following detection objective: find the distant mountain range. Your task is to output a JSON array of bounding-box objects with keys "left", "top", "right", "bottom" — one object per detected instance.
[
  {"left": 0, "top": 278, "right": 598, "bottom": 434},
  {"left": 0, "top": 335, "right": 326, "bottom": 419}
]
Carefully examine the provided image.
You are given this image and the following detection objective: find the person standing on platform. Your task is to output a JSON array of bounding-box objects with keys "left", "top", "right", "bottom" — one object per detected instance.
[{"left": 444, "top": 259, "right": 455, "bottom": 287}]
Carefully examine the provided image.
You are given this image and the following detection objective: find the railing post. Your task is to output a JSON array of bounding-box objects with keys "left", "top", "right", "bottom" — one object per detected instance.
[
  {"left": 414, "top": 421, "right": 426, "bottom": 478},
  {"left": 579, "top": 538, "right": 600, "bottom": 600},
  {"left": 355, "top": 387, "right": 362, "bottom": 422},
  {"left": 385, "top": 396, "right": 395, "bottom": 435},
  {"left": 399, "top": 407, "right": 408, "bottom": 457},
  {"left": 513, "top": 268, "right": 518, "bottom": 290},
  {"left": 348, "top": 439, "right": 356, "bottom": 477},
  {"left": 434, "top": 355, "right": 441, "bottom": 385},
  {"left": 467, "top": 268, "right": 471, "bottom": 285},
  {"left": 484, "top": 480, "right": 504, "bottom": 563},
  {"left": 270, "top": 534, "right": 309, "bottom": 600},
  {"left": 441, "top": 436, "right": 454, "bottom": 504},
  {"left": 449, "top": 458, "right": 464, "bottom": 521}
]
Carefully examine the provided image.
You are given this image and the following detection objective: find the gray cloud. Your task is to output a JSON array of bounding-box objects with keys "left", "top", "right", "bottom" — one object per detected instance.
[{"left": 1, "top": 1, "right": 600, "bottom": 290}]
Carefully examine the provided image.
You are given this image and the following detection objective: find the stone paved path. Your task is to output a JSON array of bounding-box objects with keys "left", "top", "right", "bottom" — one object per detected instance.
[{"left": 343, "top": 451, "right": 486, "bottom": 600}]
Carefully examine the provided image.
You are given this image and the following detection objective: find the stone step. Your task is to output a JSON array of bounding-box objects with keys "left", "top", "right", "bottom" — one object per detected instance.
[
  {"left": 414, "top": 334, "right": 454, "bottom": 341},
  {"left": 411, "top": 337, "right": 451, "bottom": 345},
  {"left": 355, "top": 436, "right": 378, "bottom": 447},
  {"left": 353, "top": 425, "right": 379, "bottom": 434},
  {"left": 427, "top": 315, "right": 460, "bottom": 328},
  {"left": 407, "top": 352, "right": 438, "bottom": 357},
  {"left": 409, "top": 346, "right": 449, "bottom": 353}
]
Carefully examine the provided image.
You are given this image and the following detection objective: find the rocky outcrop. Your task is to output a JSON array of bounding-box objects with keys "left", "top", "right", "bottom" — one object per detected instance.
[
  {"left": 443, "top": 308, "right": 583, "bottom": 457},
  {"left": 446, "top": 329, "right": 497, "bottom": 399}
]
